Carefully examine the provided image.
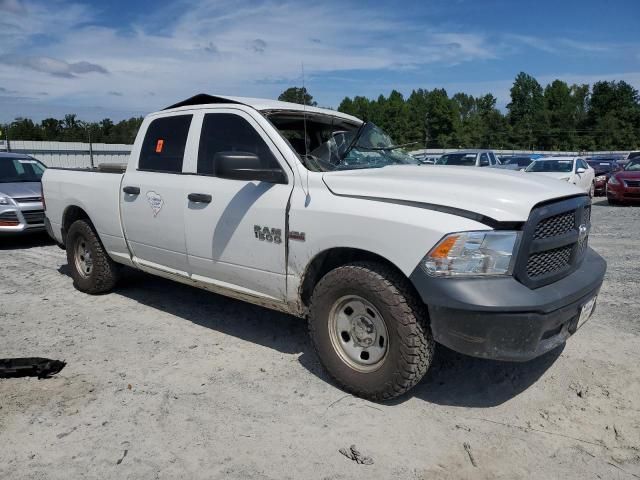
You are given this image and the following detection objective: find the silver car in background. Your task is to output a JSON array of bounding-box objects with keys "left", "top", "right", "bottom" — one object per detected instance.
[{"left": 0, "top": 153, "right": 47, "bottom": 235}]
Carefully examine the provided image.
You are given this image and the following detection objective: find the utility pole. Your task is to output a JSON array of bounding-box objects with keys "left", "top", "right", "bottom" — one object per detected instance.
[
  {"left": 3, "top": 124, "right": 10, "bottom": 152},
  {"left": 88, "top": 127, "right": 94, "bottom": 168}
]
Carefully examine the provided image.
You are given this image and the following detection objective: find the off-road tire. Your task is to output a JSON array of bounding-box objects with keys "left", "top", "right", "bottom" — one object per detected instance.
[
  {"left": 66, "top": 219, "right": 119, "bottom": 294},
  {"left": 308, "top": 261, "right": 434, "bottom": 401}
]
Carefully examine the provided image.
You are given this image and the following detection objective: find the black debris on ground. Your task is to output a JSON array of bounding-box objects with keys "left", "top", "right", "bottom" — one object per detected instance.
[{"left": 0, "top": 358, "right": 66, "bottom": 379}]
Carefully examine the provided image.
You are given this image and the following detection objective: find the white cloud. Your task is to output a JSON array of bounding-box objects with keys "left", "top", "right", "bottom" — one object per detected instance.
[{"left": 0, "top": 0, "right": 638, "bottom": 121}]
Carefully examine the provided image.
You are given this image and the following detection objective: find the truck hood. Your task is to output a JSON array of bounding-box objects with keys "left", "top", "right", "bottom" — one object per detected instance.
[
  {"left": 322, "top": 165, "right": 584, "bottom": 223},
  {"left": 0, "top": 181, "right": 42, "bottom": 199}
]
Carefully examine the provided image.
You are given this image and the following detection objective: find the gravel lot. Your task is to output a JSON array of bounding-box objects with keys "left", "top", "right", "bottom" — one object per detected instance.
[{"left": 1, "top": 199, "right": 639, "bottom": 480}]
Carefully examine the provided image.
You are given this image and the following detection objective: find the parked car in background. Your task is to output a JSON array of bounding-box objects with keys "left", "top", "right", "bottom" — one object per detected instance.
[
  {"left": 435, "top": 149, "right": 500, "bottom": 167},
  {"left": 525, "top": 157, "right": 595, "bottom": 196},
  {"left": 607, "top": 159, "right": 640, "bottom": 205},
  {"left": 410, "top": 152, "right": 441, "bottom": 164},
  {"left": 586, "top": 158, "right": 621, "bottom": 196},
  {"left": 496, "top": 155, "right": 534, "bottom": 171},
  {"left": 619, "top": 151, "right": 640, "bottom": 168},
  {"left": 0, "top": 153, "right": 47, "bottom": 235}
]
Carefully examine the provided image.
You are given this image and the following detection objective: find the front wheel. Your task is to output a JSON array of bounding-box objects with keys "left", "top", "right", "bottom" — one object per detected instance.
[
  {"left": 66, "top": 219, "right": 119, "bottom": 294},
  {"left": 308, "top": 262, "right": 434, "bottom": 401}
]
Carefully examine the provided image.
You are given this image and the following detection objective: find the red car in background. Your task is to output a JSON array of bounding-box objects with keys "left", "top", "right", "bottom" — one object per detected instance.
[
  {"left": 587, "top": 158, "right": 622, "bottom": 196},
  {"left": 607, "top": 159, "right": 640, "bottom": 205}
]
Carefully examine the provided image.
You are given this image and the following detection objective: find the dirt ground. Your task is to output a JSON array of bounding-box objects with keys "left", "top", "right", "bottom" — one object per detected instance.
[{"left": 1, "top": 199, "right": 639, "bottom": 480}]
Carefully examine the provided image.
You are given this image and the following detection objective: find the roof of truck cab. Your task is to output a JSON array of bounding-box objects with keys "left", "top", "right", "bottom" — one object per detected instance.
[{"left": 161, "top": 93, "right": 362, "bottom": 124}]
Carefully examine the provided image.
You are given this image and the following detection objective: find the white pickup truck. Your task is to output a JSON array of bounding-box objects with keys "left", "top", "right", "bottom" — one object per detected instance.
[{"left": 43, "top": 94, "right": 606, "bottom": 400}]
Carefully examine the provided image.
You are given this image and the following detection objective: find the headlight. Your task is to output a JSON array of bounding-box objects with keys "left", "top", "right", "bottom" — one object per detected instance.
[
  {"left": 608, "top": 176, "right": 619, "bottom": 185},
  {"left": 595, "top": 175, "right": 607, "bottom": 182},
  {"left": 0, "top": 194, "right": 12, "bottom": 205},
  {"left": 423, "top": 231, "right": 520, "bottom": 277}
]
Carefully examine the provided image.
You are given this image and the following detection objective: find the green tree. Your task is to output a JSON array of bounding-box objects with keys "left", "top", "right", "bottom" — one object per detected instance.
[
  {"left": 586, "top": 81, "right": 640, "bottom": 149},
  {"left": 507, "top": 72, "right": 545, "bottom": 149},
  {"left": 278, "top": 87, "right": 317, "bottom": 106}
]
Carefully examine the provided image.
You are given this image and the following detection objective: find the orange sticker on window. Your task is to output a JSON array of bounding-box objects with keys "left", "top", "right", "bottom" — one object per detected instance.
[{"left": 155, "top": 139, "right": 164, "bottom": 153}]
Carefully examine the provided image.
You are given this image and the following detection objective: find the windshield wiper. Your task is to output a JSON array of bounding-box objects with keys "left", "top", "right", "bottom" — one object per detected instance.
[
  {"left": 340, "top": 122, "right": 367, "bottom": 160},
  {"left": 356, "top": 141, "right": 419, "bottom": 151}
]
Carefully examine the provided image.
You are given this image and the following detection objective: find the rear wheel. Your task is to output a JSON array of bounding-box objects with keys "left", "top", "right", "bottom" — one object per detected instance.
[
  {"left": 308, "top": 261, "right": 434, "bottom": 401},
  {"left": 66, "top": 219, "right": 119, "bottom": 294}
]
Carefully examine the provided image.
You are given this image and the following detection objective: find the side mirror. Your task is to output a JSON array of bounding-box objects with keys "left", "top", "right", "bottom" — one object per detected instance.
[
  {"left": 214, "top": 151, "right": 287, "bottom": 184},
  {"left": 576, "top": 167, "right": 586, "bottom": 174}
]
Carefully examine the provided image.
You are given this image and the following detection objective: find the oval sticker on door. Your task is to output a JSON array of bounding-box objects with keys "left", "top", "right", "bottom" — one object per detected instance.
[{"left": 146, "top": 191, "right": 164, "bottom": 217}]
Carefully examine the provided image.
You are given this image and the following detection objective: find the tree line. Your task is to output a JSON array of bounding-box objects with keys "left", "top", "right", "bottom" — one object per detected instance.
[
  {"left": 3, "top": 114, "right": 143, "bottom": 145},
  {"left": 285, "top": 74, "right": 640, "bottom": 151},
  {"left": 4, "top": 73, "right": 640, "bottom": 150}
]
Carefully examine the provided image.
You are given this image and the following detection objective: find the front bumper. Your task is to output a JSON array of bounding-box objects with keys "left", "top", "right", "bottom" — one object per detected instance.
[
  {"left": 0, "top": 204, "right": 46, "bottom": 235},
  {"left": 607, "top": 183, "right": 640, "bottom": 202},
  {"left": 409, "top": 248, "right": 606, "bottom": 361}
]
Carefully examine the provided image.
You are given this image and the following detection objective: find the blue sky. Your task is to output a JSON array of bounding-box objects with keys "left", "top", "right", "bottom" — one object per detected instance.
[{"left": 1, "top": 0, "right": 639, "bottom": 122}]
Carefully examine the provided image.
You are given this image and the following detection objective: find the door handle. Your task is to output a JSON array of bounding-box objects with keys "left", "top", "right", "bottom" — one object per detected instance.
[
  {"left": 123, "top": 186, "right": 140, "bottom": 195},
  {"left": 188, "top": 193, "right": 212, "bottom": 203}
]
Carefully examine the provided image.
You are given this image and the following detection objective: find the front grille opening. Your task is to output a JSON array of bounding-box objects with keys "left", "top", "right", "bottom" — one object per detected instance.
[
  {"left": 16, "top": 196, "right": 42, "bottom": 203},
  {"left": 534, "top": 211, "right": 575, "bottom": 239},
  {"left": 527, "top": 245, "right": 572, "bottom": 278},
  {"left": 22, "top": 210, "right": 45, "bottom": 225}
]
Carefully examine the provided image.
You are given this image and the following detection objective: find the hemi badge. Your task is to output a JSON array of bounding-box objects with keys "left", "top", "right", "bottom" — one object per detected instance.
[{"left": 288, "top": 231, "right": 306, "bottom": 242}]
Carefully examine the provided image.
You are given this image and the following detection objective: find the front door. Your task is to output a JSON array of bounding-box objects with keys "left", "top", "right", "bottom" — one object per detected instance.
[
  {"left": 121, "top": 113, "right": 195, "bottom": 275},
  {"left": 183, "top": 110, "right": 293, "bottom": 301}
]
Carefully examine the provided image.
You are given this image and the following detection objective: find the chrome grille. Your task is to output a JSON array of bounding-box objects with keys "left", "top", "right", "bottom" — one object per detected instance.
[
  {"left": 526, "top": 245, "right": 573, "bottom": 278},
  {"left": 625, "top": 180, "right": 640, "bottom": 187},
  {"left": 534, "top": 211, "right": 575, "bottom": 239},
  {"left": 22, "top": 210, "right": 45, "bottom": 224}
]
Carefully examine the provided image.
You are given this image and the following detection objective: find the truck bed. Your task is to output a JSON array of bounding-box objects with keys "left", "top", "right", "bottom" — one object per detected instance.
[{"left": 42, "top": 167, "right": 131, "bottom": 263}]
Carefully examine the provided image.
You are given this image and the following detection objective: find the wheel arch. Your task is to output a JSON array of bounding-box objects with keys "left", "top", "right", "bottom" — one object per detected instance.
[
  {"left": 299, "top": 247, "right": 417, "bottom": 310},
  {"left": 61, "top": 205, "right": 93, "bottom": 245}
]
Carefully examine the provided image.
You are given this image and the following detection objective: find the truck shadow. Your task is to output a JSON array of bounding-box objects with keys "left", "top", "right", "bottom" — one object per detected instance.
[
  {"left": 402, "top": 344, "right": 562, "bottom": 407},
  {"left": 57, "top": 265, "right": 562, "bottom": 407},
  {"left": 297, "top": 343, "right": 562, "bottom": 408},
  {"left": 0, "top": 232, "right": 54, "bottom": 250},
  {"left": 104, "top": 267, "right": 307, "bottom": 356}
]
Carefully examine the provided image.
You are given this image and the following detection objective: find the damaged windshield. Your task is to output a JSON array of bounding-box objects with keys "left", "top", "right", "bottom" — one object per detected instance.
[{"left": 268, "top": 112, "right": 418, "bottom": 171}]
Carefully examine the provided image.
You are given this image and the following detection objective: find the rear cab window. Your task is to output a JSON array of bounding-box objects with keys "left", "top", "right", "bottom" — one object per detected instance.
[{"left": 139, "top": 115, "right": 193, "bottom": 173}]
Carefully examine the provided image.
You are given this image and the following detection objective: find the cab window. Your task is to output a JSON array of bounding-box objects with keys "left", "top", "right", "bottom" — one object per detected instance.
[
  {"left": 479, "top": 153, "right": 490, "bottom": 167},
  {"left": 139, "top": 115, "right": 193, "bottom": 173},
  {"left": 197, "top": 113, "right": 280, "bottom": 176}
]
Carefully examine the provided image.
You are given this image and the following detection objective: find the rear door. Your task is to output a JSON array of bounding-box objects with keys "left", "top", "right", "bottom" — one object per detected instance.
[
  {"left": 120, "top": 113, "right": 196, "bottom": 275},
  {"left": 183, "top": 109, "right": 294, "bottom": 300}
]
